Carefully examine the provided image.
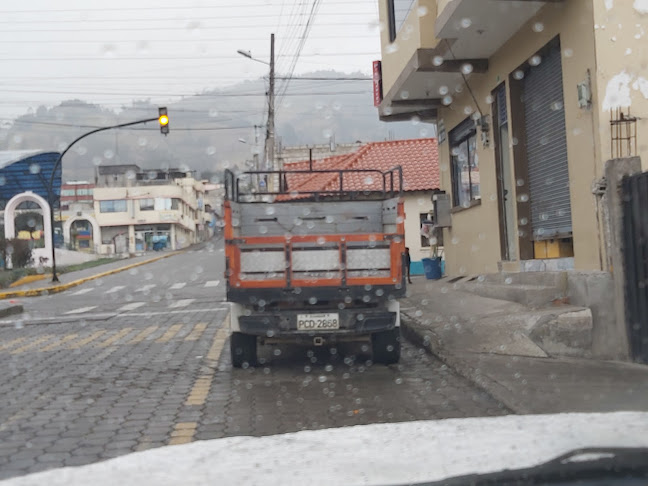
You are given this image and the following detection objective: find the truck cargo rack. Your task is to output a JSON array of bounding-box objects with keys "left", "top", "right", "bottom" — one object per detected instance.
[{"left": 224, "top": 166, "right": 403, "bottom": 202}]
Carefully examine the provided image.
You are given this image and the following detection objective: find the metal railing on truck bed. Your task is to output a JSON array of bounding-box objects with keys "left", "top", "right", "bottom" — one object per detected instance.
[{"left": 224, "top": 167, "right": 407, "bottom": 306}]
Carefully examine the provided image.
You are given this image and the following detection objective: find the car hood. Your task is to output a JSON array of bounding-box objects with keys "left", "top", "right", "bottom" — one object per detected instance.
[{"left": 3, "top": 411, "right": 648, "bottom": 486}]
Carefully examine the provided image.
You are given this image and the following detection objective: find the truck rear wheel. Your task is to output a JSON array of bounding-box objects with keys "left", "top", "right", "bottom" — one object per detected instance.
[
  {"left": 372, "top": 328, "right": 401, "bottom": 364},
  {"left": 230, "top": 332, "right": 257, "bottom": 368}
]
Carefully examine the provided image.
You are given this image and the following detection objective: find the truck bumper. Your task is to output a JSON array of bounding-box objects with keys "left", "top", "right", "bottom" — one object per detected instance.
[{"left": 229, "top": 301, "right": 400, "bottom": 337}]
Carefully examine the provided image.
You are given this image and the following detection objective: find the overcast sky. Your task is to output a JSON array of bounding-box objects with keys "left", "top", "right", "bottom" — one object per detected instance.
[{"left": 0, "top": 0, "right": 382, "bottom": 120}]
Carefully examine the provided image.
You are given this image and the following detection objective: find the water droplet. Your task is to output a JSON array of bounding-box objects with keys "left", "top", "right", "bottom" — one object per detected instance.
[
  {"left": 461, "top": 63, "right": 473, "bottom": 75},
  {"left": 513, "top": 70, "right": 525, "bottom": 80},
  {"left": 206, "top": 146, "right": 216, "bottom": 156},
  {"left": 520, "top": 217, "right": 528, "bottom": 225},
  {"left": 533, "top": 22, "right": 544, "bottom": 32},
  {"left": 92, "top": 156, "right": 102, "bottom": 166},
  {"left": 485, "top": 95, "right": 494, "bottom": 105},
  {"left": 438, "top": 85, "right": 449, "bottom": 96},
  {"left": 104, "top": 149, "right": 114, "bottom": 159},
  {"left": 29, "top": 163, "right": 40, "bottom": 174},
  {"left": 136, "top": 40, "right": 150, "bottom": 54},
  {"left": 432, "top": 56, "right": 444, "bottom": 67},
  {"left": 505, "top": 277, "right": 513, "bottom": 285},
  {"left": 383, "top": 106, "right": 393, "bottom": 116},
  {"left": 463, "top": 106, "right": 473, "bottom": 115},
  {"left": 460, "top": 17, "right": 472, "bottom": 28},
  {"left": 322, "top": 128, "right": 333, "bottom": 139},
  {"left": 386, "top": 43, "right": 398, "bottom": 54},
  {"left": 417, "top": 5, "right": 428, "bottom": 16},
  {"left": 529, "top": 55, "right": 542, "bottom": 66},
  {"left": 208, "top": 108, "right": 219, "bottom": 117},
  {"left": 102, "top": 44, "right": 116, "bottom": 57},
  {"left": 309, "top": 297, "right": 318, "bottom": 305},
  {"left": 442, "top": 95, "right": 453, "bottom": 106},
  {"left": 395, "top": 377, "right": 403, "bottom": 384},
  {"left": 0, "top": 176, "right": 5, "bottom": 186},
  {"left": 400, "top": 90, "right": 410, "bottom": 99},
  {"left": 259, "top": 225, "right": 268, "bottom": 234},
  {"left": 517, "top": 194, "right": 529, "bottom": 202},
  {"left": 550, "top": 101, "right": 563, "bottom": 111},
  {"left": 138, "top": 137, "right": 148, "bottom": 147}
]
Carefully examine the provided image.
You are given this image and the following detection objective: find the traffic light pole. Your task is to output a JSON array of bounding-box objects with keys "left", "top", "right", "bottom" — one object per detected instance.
[{"left": 48, "top": 115, "right": 162, "bottom": 283}]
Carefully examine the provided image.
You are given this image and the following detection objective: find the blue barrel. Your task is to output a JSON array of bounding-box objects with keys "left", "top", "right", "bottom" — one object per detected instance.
[{"left": 422, "top": 257, "right": 442, "bottom": 280}]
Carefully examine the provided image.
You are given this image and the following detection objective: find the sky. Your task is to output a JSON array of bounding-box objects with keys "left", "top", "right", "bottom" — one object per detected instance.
[{"left": 0, "top": 0, "right": 383, "bottom": 120}]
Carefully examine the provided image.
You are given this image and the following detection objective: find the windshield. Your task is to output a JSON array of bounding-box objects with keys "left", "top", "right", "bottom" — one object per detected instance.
[{"left": 0, "top": 1, "right": 647, "bottom": 484}]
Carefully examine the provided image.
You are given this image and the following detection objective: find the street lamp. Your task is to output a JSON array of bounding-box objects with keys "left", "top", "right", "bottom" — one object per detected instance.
[
  {"left": 237, "top": 34, "right": 275, "bottom": 191},
  {"left": 47, "top": 110, "right": 170, "bottom": 283}
]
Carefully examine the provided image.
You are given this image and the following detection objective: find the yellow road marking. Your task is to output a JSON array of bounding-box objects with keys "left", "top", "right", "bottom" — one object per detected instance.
[
  {"left": 155, "top": 324, "right": 183, "bottom": 343},
  {"left": 98, "top": 328, "right": 133, "bottom": 348},
  {"left": 184, "top": 325, "right": 229, "bottom": 407},
  {"left": 185, "top": 323, "right": 207, "bottom": 341},
  {"left": 39, "top": 334, "right": 79, "bottom": 352},
  {"left": 169, "top": 422, "right": 197, "bottom": 445},
  {"left": 68, "top": 330, "right": 108, "bottom": 349},
  {"left": 10, "top": 335, "right": 54, "bottom": 355},
  {"left": 207, "top": 327, "right": 229, "bottom": 361},
  {"left": 0, "top": 337, "right": 27, "bottom": 352},
  {"left": 127, "top": 326, "right": 158, "bottom": 345}
]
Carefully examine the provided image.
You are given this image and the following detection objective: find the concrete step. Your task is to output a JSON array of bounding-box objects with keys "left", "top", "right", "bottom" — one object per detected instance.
[
  {"left": 479, "top": 271, "right": 568, "bottom": 290},
  {"left": 527, "top": 305, "right": 593, "bottom": 358},
  {"left": 457, "top": 281, "right": 565, "bottom": 308}
]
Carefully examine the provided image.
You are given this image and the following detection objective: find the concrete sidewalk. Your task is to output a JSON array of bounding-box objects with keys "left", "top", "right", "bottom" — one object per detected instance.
[{"left": 401, "top": 276, "right": 648, "bottom": 415}]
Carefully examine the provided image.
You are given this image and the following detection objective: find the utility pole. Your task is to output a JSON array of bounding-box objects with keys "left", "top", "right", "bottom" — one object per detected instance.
[{"left": 267, "top": 33, "right": 276, "bottom": 191}]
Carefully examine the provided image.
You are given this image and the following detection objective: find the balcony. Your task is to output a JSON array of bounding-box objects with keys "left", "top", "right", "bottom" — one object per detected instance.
[{"left": 378, "top": 0, "right": 561, "bottom": 123}]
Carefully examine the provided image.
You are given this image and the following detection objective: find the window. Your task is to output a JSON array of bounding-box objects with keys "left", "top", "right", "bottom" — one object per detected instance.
[
  {"left": 77, "top": 189, "right": 88, "bottom": 196},
  {"left": 61, "top": 189, "right": 75, "bottom": 196},
  {"left": 139, "top": 198, "right": 155, "bottom": 211},
  {"left": 154, "top": 198, "right": 172, "bottom": 211},
  {"left": 99, "top": 200, "right": 127, "bottom": 213},
  {"left": 387, "top": 0, "right": 416, "bottom": 42},
  {"left": 450, "top": 118, "right": 480, "bottom": 207},
  {"left": 171, "top": 198, "right": 181, "bottom": 210}
]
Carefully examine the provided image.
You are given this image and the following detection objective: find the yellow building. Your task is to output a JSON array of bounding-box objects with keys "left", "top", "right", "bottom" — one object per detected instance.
[{"left": 376, "top": 0, "right": 647, "bottom": 276}]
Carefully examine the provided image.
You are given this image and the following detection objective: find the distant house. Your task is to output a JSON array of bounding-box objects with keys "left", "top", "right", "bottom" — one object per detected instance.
[{"left": 281, "top": 138, "right": 440, "bottom": 274}]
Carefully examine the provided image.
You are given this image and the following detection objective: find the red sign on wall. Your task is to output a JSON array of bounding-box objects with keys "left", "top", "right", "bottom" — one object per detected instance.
[{"left": 373, "top": 60, "right": 383, "bottom": 107}]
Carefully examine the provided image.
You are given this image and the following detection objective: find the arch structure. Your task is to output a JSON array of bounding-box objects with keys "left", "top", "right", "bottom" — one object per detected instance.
[
  {"left": 63, "top": 214, "right": 101, "bottom": 253},
  {"left": 3, "top": 191, "right": 52, "bottom": 268}
]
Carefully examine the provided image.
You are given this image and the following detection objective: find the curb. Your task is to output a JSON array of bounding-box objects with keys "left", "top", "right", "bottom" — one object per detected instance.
[
  {"left": 400, "top": 312, "right": 530, "bottom": 414},
  {"left": 0, "top": 251, "right": 182, "bottom": 300}
]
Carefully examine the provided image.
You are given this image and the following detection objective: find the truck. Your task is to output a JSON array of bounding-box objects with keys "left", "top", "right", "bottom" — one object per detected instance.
[{"left": 223, "top": 166, "right": 407, "bottom": 368}]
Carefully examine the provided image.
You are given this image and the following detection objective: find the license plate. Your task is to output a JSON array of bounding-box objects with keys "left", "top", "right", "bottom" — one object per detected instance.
[{"left": 296, "top": 313, "right": 340, "bottom": 331}]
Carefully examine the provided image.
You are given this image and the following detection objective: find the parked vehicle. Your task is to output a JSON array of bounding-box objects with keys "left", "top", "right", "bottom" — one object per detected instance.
[{"left": 223, "top": 166, "right": 407, "bottom": 367}]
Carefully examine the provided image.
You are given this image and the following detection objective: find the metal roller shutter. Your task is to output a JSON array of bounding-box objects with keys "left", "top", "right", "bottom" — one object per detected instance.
[{"left": 522, "top": 42, "right": 572, "bottom": 240}]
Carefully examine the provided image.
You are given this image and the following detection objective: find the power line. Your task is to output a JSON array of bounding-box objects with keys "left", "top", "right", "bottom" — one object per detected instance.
[
  {"left": 0, "top": 53, "right": 377, "bottom": 61},
  {"left": 0, "top": 1, "right": 375, "bottom": 14}
]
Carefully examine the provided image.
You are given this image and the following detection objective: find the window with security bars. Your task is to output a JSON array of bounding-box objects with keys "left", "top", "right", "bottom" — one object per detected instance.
[{"left": 386, "top": 0, "right": 416, "bottom": 42}]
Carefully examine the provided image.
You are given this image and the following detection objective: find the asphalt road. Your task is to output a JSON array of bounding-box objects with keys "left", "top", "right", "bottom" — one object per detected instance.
[{"left": 0, "top": 238, "right": 507, "bottom": 480}]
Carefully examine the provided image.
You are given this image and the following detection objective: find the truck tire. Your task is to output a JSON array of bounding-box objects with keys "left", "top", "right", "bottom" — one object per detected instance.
[
  {"left": 372, "top": 328, "right": 401, "bottom": 364},
  {"left": 230, "top": 332, "right": 257, "bottom": 368}
]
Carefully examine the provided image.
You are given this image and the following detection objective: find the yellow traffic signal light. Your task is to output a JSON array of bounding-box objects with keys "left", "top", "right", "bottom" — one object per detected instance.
[{"left": 159, "top": 107, "right": 169, "bottom": 135}]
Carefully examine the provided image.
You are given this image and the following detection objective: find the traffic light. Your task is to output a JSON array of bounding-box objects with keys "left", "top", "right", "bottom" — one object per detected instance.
[{"left": 159, "top": 107, "right": 169, "bottom": 135}]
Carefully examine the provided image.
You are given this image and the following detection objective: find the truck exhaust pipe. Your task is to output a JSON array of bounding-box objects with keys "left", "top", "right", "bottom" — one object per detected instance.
[{"left": 313, "top": 337, "right": 325, "bottom": 346}]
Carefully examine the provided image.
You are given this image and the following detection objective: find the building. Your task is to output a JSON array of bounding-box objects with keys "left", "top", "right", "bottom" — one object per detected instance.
[
  {"left": 93, "top": 165, "right": 208, "bottom": 255},
  {"left": 281, "top": 138, "right": 440, "bottom": 273},
  {"left": 375, "top": 0, "right": 647, "bottom": 276},
  {"left": 60, "top": 181, "right": 94, "bottom": 212},
  {"left": 276, "top": 142, "right": 365, "bottom": 165}
]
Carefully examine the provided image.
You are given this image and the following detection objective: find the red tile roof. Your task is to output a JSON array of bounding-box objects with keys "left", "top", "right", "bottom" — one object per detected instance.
[{"left": 280, "top": 138, "right": 439, "bottom": 198}]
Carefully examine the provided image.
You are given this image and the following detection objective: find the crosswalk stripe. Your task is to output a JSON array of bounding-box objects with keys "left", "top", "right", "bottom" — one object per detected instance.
[
  {"left": 136, "top": 284, "right": 156, "bottom": 293},
  {"left": 127, "top": 326, "right": 158, "bottom": 345},
  {"left": 169, "top": 299, "right": 194, "bottom": 309},
  {"left": 64, "top": 306, "right": 97, "bottom": 315},
  {"left": 118, "top": 302, "right": 146, "bottom": 312},
  {"left": 106, "top": 285, "right": 125, "bottom": 294},
  {"left": 204, "top": 280, "right": 220, "bottom": 288},
  {"left": 71, "top": 288, "right": 93, "bottom": 296},
  {"left": 10, "top": 335, "right": 55, "bottom": 355},
  {"left": 155, "top": 324, "right": 184, "bottom": 343},
  {"left": 40, "top": 334, "right": 79, "bottom": 352},
  {"left": 0, "top": 337, "right": 26, "bottom": 351},
  {"left": 170, "top": 282, "right": 186, "bottom": 290},
  {"left": 98, "top": 328, "right": 134, "bottom": 348},
  {"left": 68, "top": 330, "right": 108, "bottom": 349},
  {"left": 185, "top": 323, "right": 208, "bottom": 341}
]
